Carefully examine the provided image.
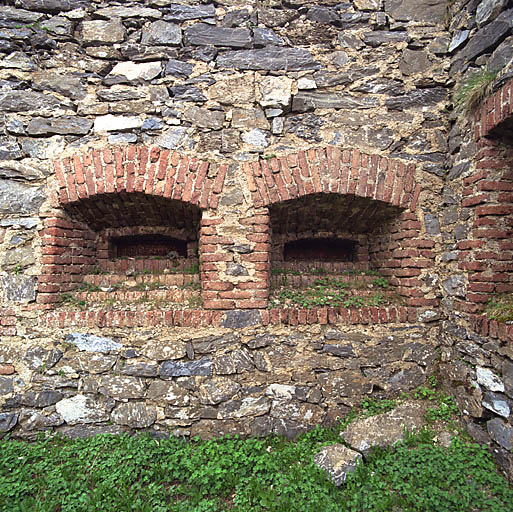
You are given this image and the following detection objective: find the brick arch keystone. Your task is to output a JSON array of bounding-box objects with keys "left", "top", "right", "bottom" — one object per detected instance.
[
  {"left": 53, "top": 145, "right": 227, "bottom": 210},
  {"left": 244, "top": 147, "right": 420, "bottom": 211}
]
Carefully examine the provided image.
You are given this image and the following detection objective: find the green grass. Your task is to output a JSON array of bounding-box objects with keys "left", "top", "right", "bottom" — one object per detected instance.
[
  {"left": 1, "top": 418, "right": 512, "bottom": 512},
  {"left": 269, "top": 275, "right": 393, "bottom": 309},
  {"left": 485, "top": 293, "right": 513, "bottom": 323}
]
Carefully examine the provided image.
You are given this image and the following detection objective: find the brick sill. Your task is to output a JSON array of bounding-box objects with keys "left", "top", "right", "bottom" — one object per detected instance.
[{"left": 35, "top": 305, "right": 417, "bottom": 329}]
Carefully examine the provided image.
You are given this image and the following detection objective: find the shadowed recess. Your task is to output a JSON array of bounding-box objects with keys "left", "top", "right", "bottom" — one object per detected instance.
[
  {"left": 109, "top": 234, "right": 188, "bottom": 258},
  {"left": 269, "top": 193, "right": 404, "bottom": 235},
  {"left": 61, "top": 192, "right": 202, "bottom": 231},
  {"left": 284, "top": 238, "right": 357, "bottom": 262}
]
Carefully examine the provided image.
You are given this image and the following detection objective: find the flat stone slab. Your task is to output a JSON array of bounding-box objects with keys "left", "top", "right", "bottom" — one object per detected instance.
[
  {"left": 65, "top": 333, "right": 122, "bottom": 353},
  {"left": 342, "top": 401, "right": 428, "bottom": 452},
  {"left": 314, "top": 444, "right": 362, "bottom": 486}
]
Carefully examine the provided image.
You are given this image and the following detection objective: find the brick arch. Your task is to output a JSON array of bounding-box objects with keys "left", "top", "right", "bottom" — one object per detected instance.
[
  {"left": 240, "top": 146, "right": 436, "bottom": 315},
  {"left": 39, "top": 145, "right": 227, "bottom": 305},
  {"left": 53, "top": 145, "right": 227, "bottom": 210},
  {"left": 244, "top": 146, "right": 420, "bottom": 211}
]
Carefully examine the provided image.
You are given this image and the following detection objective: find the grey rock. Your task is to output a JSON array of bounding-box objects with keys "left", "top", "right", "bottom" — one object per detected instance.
[
  {"left": 170, "top": 85, "right": 206, "bottom": 102},
  {"left": 108, "top": 61, "right": 162, "bottom": 82},
  {"left": 385, "top": 0, "right": 446, "bottom": 24},
  {"left": 292, "top": 92, "right": 379, "bottom": 112},
  {"left": 65, "top": 333, "right": 122, "bottom": 353},
  {"left": 165, "top": 59, "right": 194, "bottom": 78},
  {"left": 285, "top": 113, "right": 323, "bottom": 141},
  {"left": 0, "top": 91, "right": 73, "bottom": 114},
  {"left": 477, "top": 367, "right": 505, "bottom": 392},
  {"left": 424, "top": 213, "right": 441, "bottom": 235},
  {"left": 222, "top": 310, "right": 261, "bottom": 329},
  {"left": 214, "top": 349, "right": 254, "bottom": 374},
  {"left": 314, "top": 444, "right": 362, "bottom": 486},
  {"left": 0, "top": 52, "right": 36, "bottom": 72},
  {"left": 41, "top": 16, "right": 74, "bottom": 37},
  {"left": 271, "top": 117, "right": 284, "bottom": 135},
  {"left": 1, "top": 274, "right": 36, "bottom": 303},
  {"left": 338, "top": 12, "right": 371, "bottom": 27},
  {"left": 60, "top": 424, "right": 125, "bottom": 439},
  {"left": 363, "top": 31, "right": 410, "bottom": 47},
  {"left": 322, "top": 344, "right": 356, "bottom": 357},
  {"left": 482, "top": 392, "right": 510, "bottom": 418},
  {"left": 442, "top": 275, "right": 466, "bottom": 298},
  {"left": 319, "top": 370, "right": 373, "bottom": 397},
  {"left": 254, "top": 28, "right": 285, "bottom": 47},
  {"left": 99, "top": 376, "right": 146, "bottom": 400},
  {"left": 476, "top": 0, "right": 507, "bottom": 27},
  {"left": 338, "top": 33, "right": 364, "bottom": 49},
  {"left": 120, "top": 363, "right": 158, "bottom": 377},
  {"left": 26, "top": 117, "right": 92, "bottom": 136},
  {"left": 0, "top": 413, "right": 18, "bottom": 432},
  {"left": 111, "top": 403, "right": 157, "bottom": 429},
  {"left": 0, "top": 6, "right": 44, "bottom": 23},
  {"left": 458, "top": 9, "right": 513, "bottom": 63},
  {"left": 400, "top": 49, "right": 432, "bottom": 75},
  {"left": 307, "top": 6, "right": 340, "bottom": 24},
  {"left": 24, "top": 347, "right": 62, "bottom": 371},
  {"left": 503, "top": 360, "right": 513, "bottom": 398},
  {"left": 183, "top": 107, "right": 224, "bottom": 130},
  {"left": 108, "top": 134, "right": 138, "bottom": 144},
  {"left": 19, "top": 0, "right": 90, "bottom": 13},
  {"left": 487, "top": 418, "right": 513, "bottom": 450},
  {"left": 242, "top": 128, "right": 269, "bottom": 149},
  {"left": 385, "top": 88, "right": 447, "bottom": 109},
  {"left": 165, "top": 3, "right": 216, "bottom": 22},
  {"left": 95, "top": 6, "right": 162, "bottom": 19},
  {"left": 488, "top": 36, "right": 513, "bottom": 72},
  {"left": 192, "top": 334, "right": 239, "bottom": 355},
  {"left": 147, "top": 381, "right": 189, "bottom": 405},
  {"left": 198, "top": 377, "right": 241, "bottom": 405},
  {"left": 185, "top": 24, "right": 252, "bottom": 48},
  {"left": 155, "top": 127, "right": 189, "bottom": 150},
  {"left": 142, "top": 21, "right": 181, "bottom": 46},
  {"left": 246, "top": 334, "right": 275, "bottom": 349},
  {"left": 343, "top": 401, "right": 428, "bottom": 452},
  {"left": 71, "top": 353, "right": 116, "bottom": 374},
  {"left": 141, "top": 118, "right": 164, "bottom": 131},
  {"left": 222, "top": 9, "right": 250, "bottom": 27},
  {"left": 81, "top": 20, "right": 126, "bottom": 45},
  {"left": 0, "top": 137, "right": 23, "bottom": 160},
  {"left": 0, "top": 377, "right": 13, "bottom": 395},
  {"left": 218, "top": 46, "right": 320, "bottom": 71},
  {"left": 56, "top": 395, "right": 109, "bottom": 425},
  {"left": 0, "top": 216, "right": 38, "bottom": 227},
  {"left": 418, "top": 310, "right": 440, "bottom": 323},
  {"left": 21, "top": 410, "right": 63, "bottom": 431},
  {"left": 449, "top": 30, "right": 470, "bottom": 52},
  {"left": 218, "top": 396, "right": 270, "bottom": 419},
  {"left": 352, "top": 78, "right": 404, "bottom": 95},
  {"left": 160, "top": 357, "right": 212, "bottom": 377},
  {"left": 232, "top": 109, "right": 269, "bottom": 130},
  {"left": 96, "top": 85, "right": 147, "bottom": 102},
  {"left": 226, "top": 263, "right": 249, "bottom": 276},
  {"left": 10, "top": 390, "right": 63, "bottom": 408}
]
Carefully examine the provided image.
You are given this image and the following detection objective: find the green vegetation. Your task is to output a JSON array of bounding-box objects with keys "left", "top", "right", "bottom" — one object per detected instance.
[
  {"left": 360, "top": 397, "right": 397, "bottom": 417},
  {"left": 485, "top": 293, "right": 513, "bottom": 323},
  {"left": 455, "top": 70, "right": 498, "bottom": 114},
  {"left": 269, "top": 275, "right": 393, "bottom": 309},
  {"left": 413, "top": 377, "right": 460, "bottom": 424},
  {"left": 1, "top": 418, "right": 511, "bottom": 512}
]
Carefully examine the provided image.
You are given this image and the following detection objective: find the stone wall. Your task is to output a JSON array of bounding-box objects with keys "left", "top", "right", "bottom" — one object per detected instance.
[
  {"left": 0, "top": 322, "right": 439, "bottom": 439},
  {"left": 0, "top": 0, "right": 512, "bottom": 479},
  {"left": 440, "top": 0, "right": 513, "bottom": 478}
]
